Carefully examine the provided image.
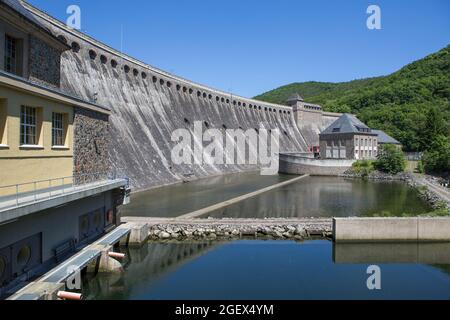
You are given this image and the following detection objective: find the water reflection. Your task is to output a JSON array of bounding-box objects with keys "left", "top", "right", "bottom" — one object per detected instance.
[
  {"left": 207, "top": 176, "right": 430, "bottom": 218},
  {"left": 121, "top": 172, "right": 293, "bottom": 218},
  {"left": 84, "top": 240, "right": 450, "bottom": 300}
]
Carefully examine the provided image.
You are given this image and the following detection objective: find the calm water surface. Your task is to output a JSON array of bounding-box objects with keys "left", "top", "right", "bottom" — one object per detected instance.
[
  {"left": 121, "top": 172, "right": 293, "bottom": 218},
  {"left": 84, "top": 240, "right": 450, "bottom": 300},
  {"left": 123, "top": 174, "right": 430, "bottom": 218}
]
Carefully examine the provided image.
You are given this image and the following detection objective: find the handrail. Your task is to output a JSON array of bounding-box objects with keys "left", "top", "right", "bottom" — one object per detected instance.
[{"left": 0, "top": 171, "right": 129, "bottom": 210}]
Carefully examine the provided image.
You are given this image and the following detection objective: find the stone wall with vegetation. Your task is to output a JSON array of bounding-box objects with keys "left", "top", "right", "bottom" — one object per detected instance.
[
  {"left": 73, "top": 107, "right": 110, "bottom": 180},
  {"left": 28, "top": 35, "right": 61, "bottom": 88}
]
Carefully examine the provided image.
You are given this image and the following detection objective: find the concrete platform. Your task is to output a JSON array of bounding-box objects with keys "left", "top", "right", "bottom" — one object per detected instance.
[{"left": 0, "top": 179, "right": 127, "bottom": 224}]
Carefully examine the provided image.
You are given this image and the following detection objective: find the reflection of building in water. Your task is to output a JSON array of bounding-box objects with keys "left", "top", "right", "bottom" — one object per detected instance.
[{"left": 83, "top": 241, "right": 223, "bottom": 299}]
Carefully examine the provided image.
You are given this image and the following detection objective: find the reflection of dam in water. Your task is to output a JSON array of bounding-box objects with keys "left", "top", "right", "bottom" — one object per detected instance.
[
  {"left": 83, "top": 241, "right": 221, "bottom": 300},
  {"left": 85, "top": 240, "right": 450, "bottom": 300}
]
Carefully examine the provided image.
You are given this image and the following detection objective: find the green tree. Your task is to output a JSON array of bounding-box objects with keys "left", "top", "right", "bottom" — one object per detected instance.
[
  {"left": 421, "top": 106, "right": 448, "bottom": 150},
  {"left": 422, "top": 135, "right": 450, "bottom": 173},
  {"left": 374, "top": 144, "right": 406, "bottom": 174}
]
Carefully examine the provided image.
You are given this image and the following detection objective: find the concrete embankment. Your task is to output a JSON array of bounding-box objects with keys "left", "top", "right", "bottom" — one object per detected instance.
[
  {"left": 279, "top": 153, "right": 354, "bottom": 176},
  {"left": 333, "top": 217, "right": 450, "bottom": 242}
]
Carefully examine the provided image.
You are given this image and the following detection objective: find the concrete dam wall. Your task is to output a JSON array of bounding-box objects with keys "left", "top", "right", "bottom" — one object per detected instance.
[{"left": 25, "top": 3, "right": 309, "bottom": 191}]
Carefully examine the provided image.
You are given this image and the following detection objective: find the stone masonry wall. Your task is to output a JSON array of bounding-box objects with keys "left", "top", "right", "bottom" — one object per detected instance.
[
  {"left": 73, "top": 107, "right": 110, "bottom": 180},
  {"left": 28, "top": 35, "right": 61, "bottom": 88}
]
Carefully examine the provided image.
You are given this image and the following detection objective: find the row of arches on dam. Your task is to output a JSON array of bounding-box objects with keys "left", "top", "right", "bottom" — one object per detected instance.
[{"left": 25, "top": 4, "right": 310, "bottom": 191}]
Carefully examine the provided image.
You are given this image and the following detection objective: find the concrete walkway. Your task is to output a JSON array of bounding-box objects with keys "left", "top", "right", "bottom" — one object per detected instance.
[
  {"left": 415, "top": 174, "right": 450, "bottom": 204},
  {"left": 0, "top": 180, "right": 115, "bottom": 212}
]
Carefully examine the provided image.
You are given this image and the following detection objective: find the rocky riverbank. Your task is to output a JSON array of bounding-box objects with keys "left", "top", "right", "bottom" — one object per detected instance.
[
  {"left": 341, "top": 169, "right": 410, "bottom": 181},
  {"left": 342, "top": 169, "right": 449, "bottom": 211},
  {"left": 147, "top": 220, "right": 333, "bottom": 241}
]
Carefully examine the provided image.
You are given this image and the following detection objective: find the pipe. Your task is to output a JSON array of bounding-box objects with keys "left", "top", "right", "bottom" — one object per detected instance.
[
  {"left": 108, "top": 251, "right": 126, "bottom": 260},
  {"left": 57, "top": 291, "right": 83, "bottom": 300}
]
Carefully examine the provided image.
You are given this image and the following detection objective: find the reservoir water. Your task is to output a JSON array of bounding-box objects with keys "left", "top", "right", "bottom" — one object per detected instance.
[
  {"left": 122, "top": 174, "right": 431, "bottom": 218},
  {"left": 84, "top": 240, "right": 450, "bottom": 300}
]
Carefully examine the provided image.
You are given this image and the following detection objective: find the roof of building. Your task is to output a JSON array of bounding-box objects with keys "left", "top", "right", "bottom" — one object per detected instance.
[
  {"left": 320, "top": 113, "right": 375, "bottom": 135},
  {"left": 0, "top": 70, "right": 111, "bottom": 115},
  {"left": 0, "top": 0, "right": 69, "bottom": 50},
  {"left": 372, "top": 130, "right": 401, "bottom": 145},
  {"left": 286, "top": 93, "right": 304, "bottom": 103}
]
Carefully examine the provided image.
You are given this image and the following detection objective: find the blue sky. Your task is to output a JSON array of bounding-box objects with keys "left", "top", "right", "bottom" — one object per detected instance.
[{"left": 29, "top": 0, "right": 450, "bottom": 97}]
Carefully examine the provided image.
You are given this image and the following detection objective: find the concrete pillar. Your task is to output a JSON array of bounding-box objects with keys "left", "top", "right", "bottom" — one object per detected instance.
[
  {"left": 120, "top": 223, "right": 149, "bottom": 247},
  {"left": 87, "top": 246, "right": 123, "bottom": 273}
]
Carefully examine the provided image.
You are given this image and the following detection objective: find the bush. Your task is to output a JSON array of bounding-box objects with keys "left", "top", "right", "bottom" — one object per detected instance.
[
  {"left": 374, "top": 144, "right": 406, "bottom": 174},
  {"left": 417, "top": 160, "right": 425, "bottom": 174},
  {"left": 352, "top": 159, "right": 374, "bottom": 177}
]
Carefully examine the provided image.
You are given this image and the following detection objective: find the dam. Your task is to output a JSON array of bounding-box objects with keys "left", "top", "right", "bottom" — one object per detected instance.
[{"left": 1, "top": 0, "right": 449, "bottom": 301}]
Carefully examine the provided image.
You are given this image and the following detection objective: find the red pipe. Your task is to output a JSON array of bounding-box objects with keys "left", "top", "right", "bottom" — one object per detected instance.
[
  {"left": 108, "top": 251, "right": 126, "bottom": 260},
  {"left": 57, "top": 291, "right": 83, "bottom": 300}
]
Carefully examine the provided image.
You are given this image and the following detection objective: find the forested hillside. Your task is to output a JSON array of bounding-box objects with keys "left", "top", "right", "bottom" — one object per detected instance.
[{"left": 255, "top": 45, "right": 450, "bottom": 154}]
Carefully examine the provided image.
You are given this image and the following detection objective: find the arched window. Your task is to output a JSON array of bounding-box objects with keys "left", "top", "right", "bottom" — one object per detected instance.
[
  {"left": 176, "top": 84, "right": 181, "bottom": 91},
  {"left": 141, "top": 72, "right": 147, "bottom": 79},
  {"left": 133, "top": 68, "right": 139, "bottom": 76},
  {"left": 88, "top": 49, "right": 97, "bottom": 60},
  {"left": 167, "top": 81, "right": 172, "bottom": 88},
  {"left": 111, "top": 59, "right": 118, "bottom": 68},
  {"left": 152, "top": 76, "right": 158, "bottom": 83},
  {"left": 100, "top": 55, "right": 107, "bottom": 64},
  {"left": 71, "top": 41, "right": 80, "bottom": 53},
  {"left": 160, "top": 79, "right": 165, "bottom": 85},
  {"left": 124, "top": 65, "right": 130, "bottom": 73}
]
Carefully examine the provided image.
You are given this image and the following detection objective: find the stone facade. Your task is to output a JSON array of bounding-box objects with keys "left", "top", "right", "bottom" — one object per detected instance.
[
  {"left": 73, "top": 107, "right": 110, "bottom": 179},
  {"left": 28, "top": 35, "right": 62, "bottom": 88}
]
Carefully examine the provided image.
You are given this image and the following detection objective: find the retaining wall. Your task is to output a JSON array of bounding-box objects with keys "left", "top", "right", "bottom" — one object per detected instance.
[
  {"left": 279, "top": 154, "right": 355, "bottom": 176},
  {"left": 333, "top": 217, "right": 450, "bottom": 242}
]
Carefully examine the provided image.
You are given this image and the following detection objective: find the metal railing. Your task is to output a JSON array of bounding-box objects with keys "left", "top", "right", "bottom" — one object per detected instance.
[{"left": 0, "top": 171, "right": 126, "bottom": 210}]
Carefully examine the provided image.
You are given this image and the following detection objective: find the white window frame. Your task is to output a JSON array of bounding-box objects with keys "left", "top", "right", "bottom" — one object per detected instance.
[
  {"left": 52, "top": 112, "right": 65, "bottom": 146},
  {"left": 20, "top": 106, "right": 37, "bottom": 145}
]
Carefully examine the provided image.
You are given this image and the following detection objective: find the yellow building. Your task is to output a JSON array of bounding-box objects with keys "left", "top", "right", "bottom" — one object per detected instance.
[
  {"left": 0, "top": 0, "right": 110, "bottom": 194},
  {"left": 0, "top": 72, "right": 110, "bottom": 195}
]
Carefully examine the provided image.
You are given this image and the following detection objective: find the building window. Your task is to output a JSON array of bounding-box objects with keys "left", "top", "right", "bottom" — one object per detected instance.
[
  {"left": 355, "top": 138, "right": 359, "bottom": 147},
  {"left": 4, "top": 35, "right": 17, "bottom": 74},
  {"left": 20, "top": 106, "right": 37, "bottom": 145},
  {"left": 0, "top": 99, "right": 7, "bottom": 145},
  {"left": 52, "top": 113, "right": 65, "bottom": 146}
]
